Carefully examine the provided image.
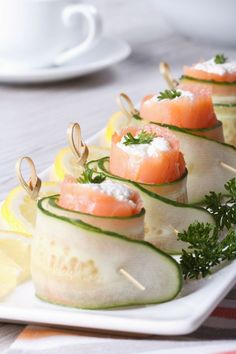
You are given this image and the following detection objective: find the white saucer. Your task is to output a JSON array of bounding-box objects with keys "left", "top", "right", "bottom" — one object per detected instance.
[{"left": 0, "top": 37, "right": 131, "bottom": 84}]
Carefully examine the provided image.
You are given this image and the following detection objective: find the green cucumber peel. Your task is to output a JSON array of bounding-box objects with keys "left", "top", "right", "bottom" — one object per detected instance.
[
  {"left": 180, "top": 75, "right": 236, "bottom": 86},
  {"left": 96, "top": 157, "right": 214, "bottom": 214},
  {"left": 36, "top": 196, "right": 183, "bottom": 308},
  {"left": 48, "top": 195, "right": 146, "bottom": 220}
]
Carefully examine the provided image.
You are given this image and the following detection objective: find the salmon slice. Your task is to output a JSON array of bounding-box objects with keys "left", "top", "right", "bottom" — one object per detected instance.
[
  {"left": 184, "top": 65, "right": 236, "bottom": 83},
  {"left": 110, "top": 125, "right": 186, "bottom": 184},
  {"left": 140, "top": 88, "right": 217, "bottom": 129},
  {"left": 58, "top": 176, "right": 142, "bottom": 217}
]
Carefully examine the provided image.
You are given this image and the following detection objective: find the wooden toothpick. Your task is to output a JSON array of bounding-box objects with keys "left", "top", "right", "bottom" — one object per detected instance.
[
  {"left": 171, "top": 226, "right": 179, "bottom": 236},
  {"left": 119, "top": 268, "right": 145, "bottom": 291},
  {"left": 116, "top": 93, "right": 139, "bottom": 120},
  {"left": 159, "top": 62, "right": 179, "bottom": 89},
  {"left": 220, "top": 161, "right": 236, "bottom": 173},
  {"left": 15, "top": 156, "right": 41, "bottom": 200},
  {"left": 67, "top": 122, "right": 89, "bottom": 167}
]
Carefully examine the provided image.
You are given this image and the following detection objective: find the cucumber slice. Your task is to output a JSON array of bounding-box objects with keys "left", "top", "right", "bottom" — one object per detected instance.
[
  {"left": 180, "top": 75, "right": 236, "bottom": 98},
  {"left": 47, "top": 195, "right": 145, "bottom": 240},
  {"left": 213, "top": 97, "right": 236, "bottom": 105},
  {"left": 138, "top": 170, "right": 188, "bottom": 203},
  {"left": 31, "top": 197, "right": 182, "bottom": 309},
  {"left": 88, "top": 158, "right": 188, "bottom": 203},
  {"left": 93, "top": 158, "right": 215, "bottom": 254},
  {"left": 214, "top": 104, "right": 236, "bottom": 118},
  {"left": 131, "top": 115, "right": 236, "bottom": 204},
  {"left": 132, "top": 114, "right": 224, "bottom": 142},
  {"left": 213, "top": 105, "right": 236, "bottom": 146},
  {"left": 154, "top": 125, "right": 236, "bottom": 203},
  {"left": 214, "top": 103, "right": 236, "bottom": 107},
  {"left": 87, "top": 160, "right": 188, "bottom": 203},
  {"left": 180, "top": 75, "right": 236, "bottom": 86}
]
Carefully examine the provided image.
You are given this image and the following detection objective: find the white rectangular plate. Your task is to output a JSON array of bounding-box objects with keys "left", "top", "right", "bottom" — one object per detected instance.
[{"left": 0, "top": 129, "right": 236, "bottom": 336}]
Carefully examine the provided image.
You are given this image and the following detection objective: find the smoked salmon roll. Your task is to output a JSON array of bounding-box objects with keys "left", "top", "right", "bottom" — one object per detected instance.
[
  {"left": 182, "top": 54, "right": 236, "bottom": 91},
  {"left": 180, "top": 54, "right": 236, "bottom": 146},
  {"left": 58, "top": 175, "right": 142, "bottom": 217},
  {"left": 54, "top": 174, "right": 145, "bottom": 240},
  {"left": 109, "top": 125, "right": 187, "bottom": 203},
  {"left": 140, "top": 88, "right": 217, "bottom": 130}
]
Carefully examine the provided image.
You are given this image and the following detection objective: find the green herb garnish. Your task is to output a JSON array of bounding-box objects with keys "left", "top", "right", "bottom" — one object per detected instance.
[
  {"left": 157, "top": 89, "right": 181, "bottom": 101},
  {"left": 178, "top": 222, "right": 236, "bottom": 279},
  {"left": 204, "top": 178, "right": 236, "bottom": 230},
  {"left": 214, "top": 54, "right": 227, "bottom": 64},
  {"left": 123, "top": 130, "right": 156, "bottom": 146},
  {"left": 78, "top": 166, "right": 106, "bottom": 184}
]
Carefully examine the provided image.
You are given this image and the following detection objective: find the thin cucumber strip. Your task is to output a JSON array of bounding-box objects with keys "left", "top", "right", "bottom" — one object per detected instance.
[
  {"left": 132, "top": 114, "right": 224, "bottom": 143},
  {"left": 213, "top": 107, "right": 236, "bottom": 146},
  {"left": 214, "top": 103, "right": 236, "bottom": 107},
  {"left": 47, "top": 195, "right": 145, "bottom": 240},
  {"left": 132, "top": 115, "right": 236, "bottom": 203},
  {"left": 31, "top": 196, "right": 182, "bottom": 309},
  {"left": 180, "top": 75, "right": 236, "bottom": 86},
  {"left": 94, "top": 157, "right": 215, "bottom": 254}
]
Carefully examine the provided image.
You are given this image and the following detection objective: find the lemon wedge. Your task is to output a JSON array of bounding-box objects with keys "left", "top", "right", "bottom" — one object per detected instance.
[
  {"left": 0, "top": 250, "right": 21, "bottom": 299},
  {"left": 1, "top": 182, "right": 59, "bottom": 236},
  {"left": 0, "top": 230, "right": 31, "bottom": 282},
  {"left": 52, "top": 145, "right": 110, "bottom": 181},
  {"left": 104, "top": 111, "right": 131, "bottom": 146}
]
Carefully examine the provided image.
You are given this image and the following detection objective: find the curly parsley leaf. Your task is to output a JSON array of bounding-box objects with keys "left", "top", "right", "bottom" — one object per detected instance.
[
  {"left": 225, "top": 178, "right": 236, "bottom": 200},
  {"left": 78, "top": 166, "right": 106, "bottom": 184},
  {"left": 123, "top": 130, "right": 156, "bottom": 146},
  {"left": 214, "top": 54, "right": 227, "bottom": 64},
  {"left": 178, "top": 222, "right": 236, "bottom": 279},
  {"left": 157, "top": 89, "right": 181, "bottom": 101},
  {"left": 204, "top": 178, "right": 236, "bottom": 230}
]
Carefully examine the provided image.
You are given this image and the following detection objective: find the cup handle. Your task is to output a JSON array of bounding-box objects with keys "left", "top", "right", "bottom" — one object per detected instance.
[{"left": 55, "top": 4, "right": 102, "bottom": 65}]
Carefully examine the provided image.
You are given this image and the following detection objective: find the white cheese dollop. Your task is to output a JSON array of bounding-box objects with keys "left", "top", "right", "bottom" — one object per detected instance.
[
  {"left": 149, "top": 89, "right": 194, "bottom": 103},
  {"left": 82, "top": 180, "right": 135, "bottom": 205},
  {"left": 117, "top": 135, "right": 171, "bottom": 158},
  {"left": 194, "top": 58, "right": 236, "bottom": 76}
]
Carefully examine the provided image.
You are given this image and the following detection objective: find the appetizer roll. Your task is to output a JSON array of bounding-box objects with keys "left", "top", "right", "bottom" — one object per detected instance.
[
  {"left": 140, "top": 88, "right": 223, "bottom": 142},
  {"left": 182, "top": 55, "right": 236, "bottom": 101},
  {"left": 53, "top": 174, "right": 145, "bottom": 240},
  {"left": 94, "top": 154, "right": 214, "bottom": 254},
  {"left": 180, "top": 54, "right": 236, "bottom": 145},
  {"left": 109, "top": 125, "right": 187, "bottom": 202},
  {"left": 31, "top": 196, "right": 182, "bottom": 309}
]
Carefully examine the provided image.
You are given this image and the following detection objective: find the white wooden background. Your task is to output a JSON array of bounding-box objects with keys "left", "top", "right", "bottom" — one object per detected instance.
[{"left": 0, "top": 0, "right": 236, "bottom": 350}]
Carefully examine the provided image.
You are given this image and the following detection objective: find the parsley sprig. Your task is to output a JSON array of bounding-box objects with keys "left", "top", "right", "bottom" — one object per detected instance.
[
  {"left": 204, "top": 178, "right": 236, "bottom": 230},
  {"left": 178, "top": 178, "right": 236, "bottom": 279},
  {"left": 157, "top": 89, "right": 181, "bottom": 101},
  {"left": 178, "top": 222, "right": 236, "bottom": 279},
  {"left": 214, "top": 54, "right": 227, "bottom": 64},
  {"left": 123, "top": 130, "right": 156, "bottom": 146},
  {"left": 78, "top": 166, "right": 106, "bottom": 184}
]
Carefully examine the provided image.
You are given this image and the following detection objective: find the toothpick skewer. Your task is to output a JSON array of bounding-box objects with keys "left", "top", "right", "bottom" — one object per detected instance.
[
  {"left": 15, "top": 156, "right": 41, "bottom": 200},
  {"left": 67, "top": 122, "right": 89, "bottom": 167},
  {"left": 116, "top": 93, "right": 139, "bottom": 120},
  {"left": 171, "top": 227, "right": 179, "bottom": 236},
  {"left": 159, "top": 62, "right": 179, "bottom": 89},
  {"left": 220, "top": 161, "right": 236, "bottom": 173},
  {"left": 119, "top": 268, "right": 146, "bottom": 291}
]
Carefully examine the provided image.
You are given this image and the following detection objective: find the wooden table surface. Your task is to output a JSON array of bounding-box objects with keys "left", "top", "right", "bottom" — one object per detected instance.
[{"left": 0, "top": 0, "right": 236, "bottom": 351}]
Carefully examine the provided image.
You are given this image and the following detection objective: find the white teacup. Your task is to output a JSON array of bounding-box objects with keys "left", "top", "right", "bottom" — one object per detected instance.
[{"left": 0, "top": 0, "right": 102, "bottom": 69}]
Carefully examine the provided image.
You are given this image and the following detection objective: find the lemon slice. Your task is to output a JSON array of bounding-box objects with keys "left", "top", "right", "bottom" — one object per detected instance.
[
  {"left": 1, "top": 182, "right": 59, "bottom": 236},
  {"left": 104, "top": 111, "right": 131, "bottom": 146},
  {"left": 0, "top": 230, "right": 31, "bottom": 282},
  {"left": 52, "top": 145, "right": 110, "bottom": 181},
  {"left": 0, "top": 250, "right": 21, "bottom": 299}
]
